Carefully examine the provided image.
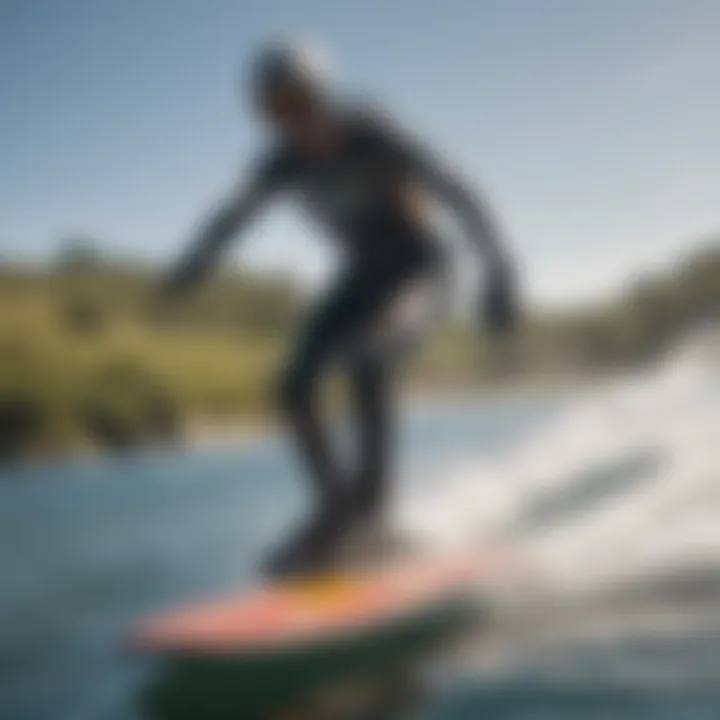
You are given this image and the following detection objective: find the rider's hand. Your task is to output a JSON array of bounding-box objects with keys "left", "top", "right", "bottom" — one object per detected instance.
[{"left": 481, "top": 261, "right": 518, "bottom": 337}]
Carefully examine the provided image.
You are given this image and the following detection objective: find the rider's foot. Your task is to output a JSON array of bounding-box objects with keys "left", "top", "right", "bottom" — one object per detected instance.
[
  {"left": 344, "top": 487, "right": 417, "bottom": 561},
  {"left": 346, "top": 488, "right": 388, "bottom": 535},
  {"left": 264, "top": 493, "right": 354, "bottom": 579}
]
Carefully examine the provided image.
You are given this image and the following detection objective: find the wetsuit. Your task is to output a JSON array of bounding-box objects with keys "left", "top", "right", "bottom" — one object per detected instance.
[{"left": 164, "top": 104, "right": 514, "bottom": 574}]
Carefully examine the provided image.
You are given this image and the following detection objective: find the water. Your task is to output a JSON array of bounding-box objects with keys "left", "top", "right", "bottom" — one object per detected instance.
[{"left": 1, "top": 333, "right": 720, "bottom": 719}]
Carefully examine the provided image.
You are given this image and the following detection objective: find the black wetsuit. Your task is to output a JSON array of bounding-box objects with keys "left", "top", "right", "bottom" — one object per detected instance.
[{"left": 165, "top": 103, "right": 512, "bottom": 573}]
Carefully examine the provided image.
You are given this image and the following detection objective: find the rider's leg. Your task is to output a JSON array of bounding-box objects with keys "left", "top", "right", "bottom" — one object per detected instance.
[
  {"left": 268, "top": 273, "right": 410, "bottom": 576},
  {"left": 277, "top": 268, "right": 406, "bottom": 509},
  {"left": 278, "top": 346, "right": 344, "bottom": 507},
  {"left": 348, "top": 354, "right": 393, "bottom": 519},
  {"left": 346, "top": 268, "right": 448, "bottom": 523},
  {"left": 269, "top": 262, "right": 443, "bottom": 576}
]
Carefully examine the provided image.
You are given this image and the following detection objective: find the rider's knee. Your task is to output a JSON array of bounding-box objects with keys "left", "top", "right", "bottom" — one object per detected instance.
[{"left": 277, "top": 371, "right": 312, "bottom": 418}]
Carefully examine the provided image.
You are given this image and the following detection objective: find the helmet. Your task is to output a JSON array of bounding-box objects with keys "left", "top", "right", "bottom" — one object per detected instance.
[{"left": 248, "top": 39, "right": 330, "bottom": 111}]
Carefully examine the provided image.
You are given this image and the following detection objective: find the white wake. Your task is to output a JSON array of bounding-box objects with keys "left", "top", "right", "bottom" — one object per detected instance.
[{"left": 399, "top": 326, "right": 720, "bottom": 603}]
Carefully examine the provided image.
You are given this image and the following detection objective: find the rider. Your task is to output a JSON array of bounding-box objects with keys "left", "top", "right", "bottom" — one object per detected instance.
[{"left": 161, "top": 39, "right": 518, "bottom": 576}]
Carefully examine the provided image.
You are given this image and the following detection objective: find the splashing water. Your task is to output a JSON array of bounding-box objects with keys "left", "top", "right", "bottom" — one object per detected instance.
[{"left": 399, "top": 329, "right": 720, "bottom": 649}]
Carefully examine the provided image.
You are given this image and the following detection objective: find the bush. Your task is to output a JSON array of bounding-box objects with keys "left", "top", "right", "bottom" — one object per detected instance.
[
  {"left": 61, "top": 296, "right": 106, "bottom": 335},
  {"left": 0, "top": 338, "right": 82, "bottom": 459},
  {"left": 78, "top": 359, "right": 182, "bottom": 450},
  {"left": 0, "top": 394, "right": 45, "bottom": 460}
]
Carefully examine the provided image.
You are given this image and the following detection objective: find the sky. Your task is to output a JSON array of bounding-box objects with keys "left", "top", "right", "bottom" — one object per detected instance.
[{"left": 2, "top": 0, "right": 720, "bottom": 306}]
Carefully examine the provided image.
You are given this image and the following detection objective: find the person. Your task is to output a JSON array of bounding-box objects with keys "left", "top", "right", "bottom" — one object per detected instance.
[{"left": 160, "top": 39, "right": 518, "bottom": 577}]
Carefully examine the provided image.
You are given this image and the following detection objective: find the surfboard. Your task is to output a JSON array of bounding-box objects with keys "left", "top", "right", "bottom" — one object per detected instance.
[{"left": 132, "top": 553, "right": 505, "bottom": 719}]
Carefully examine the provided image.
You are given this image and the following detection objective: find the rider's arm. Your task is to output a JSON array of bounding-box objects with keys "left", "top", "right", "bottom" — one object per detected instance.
[
  {"left": 419, "top": 164, "right": 509, "bottom": 274},
  {"left": 411, "top": 152, "right": 518, "bottom": 332},
  {"left": 162, "top": 152, "right": 288, "bottom": 296},
  {"left": 355, "top": 107, "right": 517, "bottom": 332},
  {"left": 358, "top": 108, "right": 511, "bottom": 273}
]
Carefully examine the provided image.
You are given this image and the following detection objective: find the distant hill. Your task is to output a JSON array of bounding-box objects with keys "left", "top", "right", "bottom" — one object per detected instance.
[{"left": 0, "top": 238, "right": 718, "bottom": 461}]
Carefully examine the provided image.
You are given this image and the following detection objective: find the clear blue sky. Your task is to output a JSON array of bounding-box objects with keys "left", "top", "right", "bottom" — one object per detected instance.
[{"left": 2, "top": 0, "right": 719, "bottom": 305}]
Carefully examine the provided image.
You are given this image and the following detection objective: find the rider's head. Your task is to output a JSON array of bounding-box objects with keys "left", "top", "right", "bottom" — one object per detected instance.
[{"left": 248, "top": 39, "right": 333, "bottom": 144}]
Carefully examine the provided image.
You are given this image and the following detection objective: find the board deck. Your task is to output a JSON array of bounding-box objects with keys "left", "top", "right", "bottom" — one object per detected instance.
[
  {"left": 132, "top": 554, "right": 493, "bottom": 655},
  {"left": 132, "top": 553, "right": 511, "bottom": 719}
]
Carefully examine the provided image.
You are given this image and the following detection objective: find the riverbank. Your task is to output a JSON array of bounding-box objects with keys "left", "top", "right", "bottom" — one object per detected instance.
[
  {"left": 184, "top": 372, "right": 597, "bottom": 451},
  {"left": 0, "top": 369, "right": 609, "bottom": 467}
]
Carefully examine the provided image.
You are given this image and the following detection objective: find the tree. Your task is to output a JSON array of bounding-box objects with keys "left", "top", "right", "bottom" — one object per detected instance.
[{"left": 54, "top": 237, "right": 102, "bottom": 273}]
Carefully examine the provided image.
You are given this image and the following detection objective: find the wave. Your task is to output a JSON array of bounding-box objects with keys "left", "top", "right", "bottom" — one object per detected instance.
[{"left": 399, "top": 327, "right": 720, "bottom": 613}]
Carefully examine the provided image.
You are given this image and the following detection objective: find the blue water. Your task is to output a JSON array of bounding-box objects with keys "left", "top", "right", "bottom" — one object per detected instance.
[{"left": 1, "top": 395, "right": 719, "bottom": 719}]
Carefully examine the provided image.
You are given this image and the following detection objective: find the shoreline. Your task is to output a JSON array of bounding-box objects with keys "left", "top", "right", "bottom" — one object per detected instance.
[
  {"left": 1, "top": 374, "right": 602, "bottom": 466},
  {"left": 185, "top": 374, "right": 595, "bottom": 451}
]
